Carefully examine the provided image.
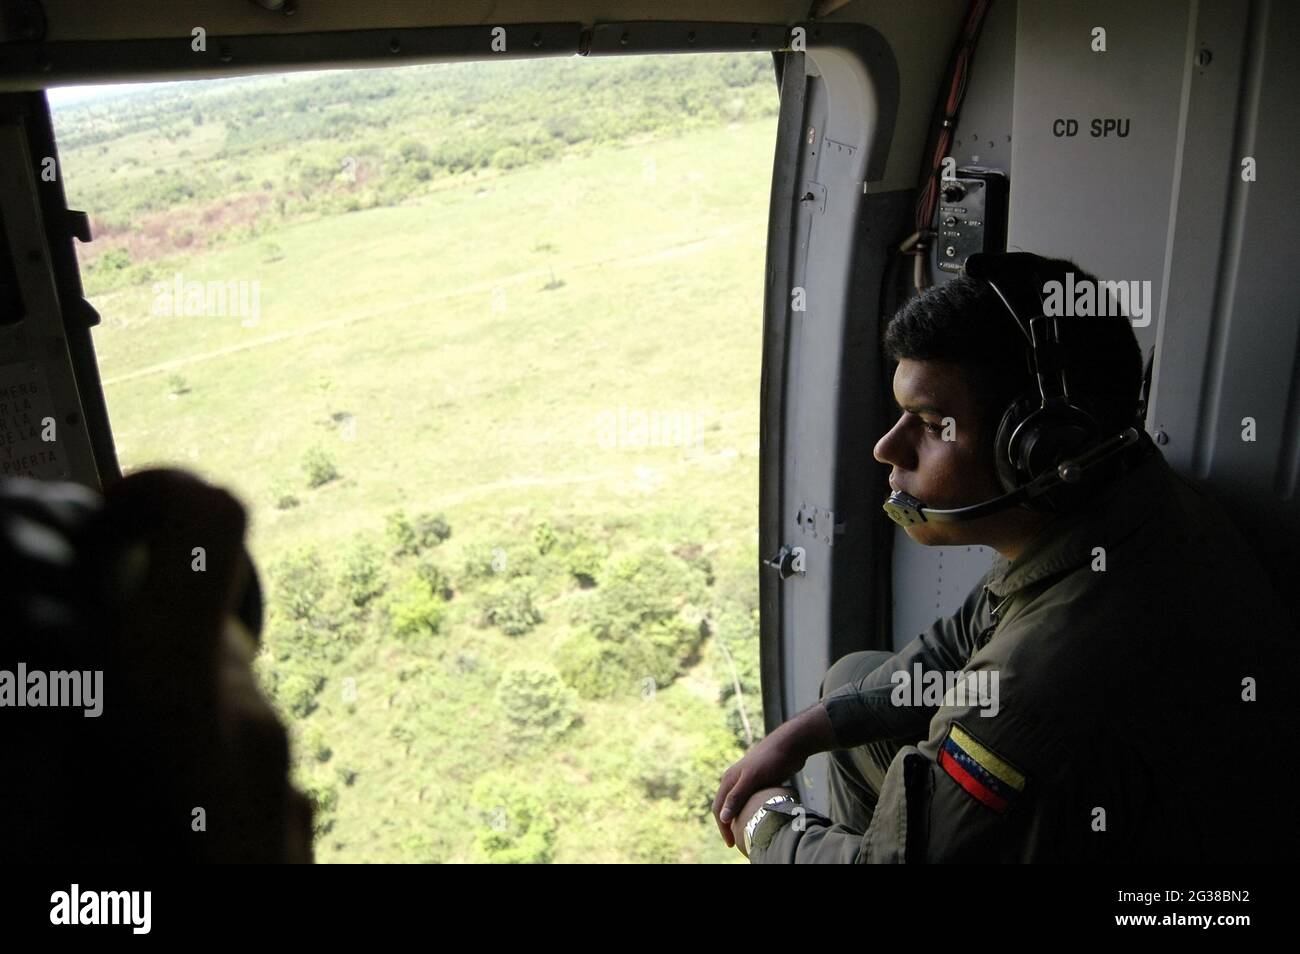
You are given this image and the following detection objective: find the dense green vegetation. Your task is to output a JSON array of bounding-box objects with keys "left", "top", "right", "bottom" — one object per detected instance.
[
  {"left": 52, "top": 51, "right": 776, "bottom": 863},
  {"left": 57, "top": 54, "right": 776, "bottom": 296}
]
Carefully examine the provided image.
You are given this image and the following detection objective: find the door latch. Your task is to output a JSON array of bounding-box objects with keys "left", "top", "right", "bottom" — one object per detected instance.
[{"left": 763, "top": 544, "right": 806, "bottom": 580}]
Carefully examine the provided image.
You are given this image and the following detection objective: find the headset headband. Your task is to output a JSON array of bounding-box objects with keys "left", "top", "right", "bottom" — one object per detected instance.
[{"left": 964, "top": 253, "right": 1072, "bottom": 407}]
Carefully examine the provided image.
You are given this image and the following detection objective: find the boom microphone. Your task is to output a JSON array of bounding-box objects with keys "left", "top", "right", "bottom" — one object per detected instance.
[{"left": 882, "top": 427, "right": 1144, "bottom": 527}]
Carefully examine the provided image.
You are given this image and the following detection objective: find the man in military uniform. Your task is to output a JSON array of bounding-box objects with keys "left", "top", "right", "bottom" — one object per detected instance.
[{"left": 713, "top": 252, "right": 1298, "bottom": 863}]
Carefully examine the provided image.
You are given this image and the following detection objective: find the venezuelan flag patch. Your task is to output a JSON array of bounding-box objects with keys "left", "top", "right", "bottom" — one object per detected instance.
[{"left": 938, "top": 722, "right": 1027, "bottom": 815}]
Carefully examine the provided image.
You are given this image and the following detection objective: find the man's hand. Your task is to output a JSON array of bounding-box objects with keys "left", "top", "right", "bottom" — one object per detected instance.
[
  {"left": 731, "top": 786, "right": 799, "bottom": 859},
  {"left": 712, "top": 732, "right": 805, "bottom": 848}
]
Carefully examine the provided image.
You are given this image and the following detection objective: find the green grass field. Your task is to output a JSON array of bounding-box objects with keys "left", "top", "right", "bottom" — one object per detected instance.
[{"left": 58, "top": 61, "right": 775, "bottom": 863}]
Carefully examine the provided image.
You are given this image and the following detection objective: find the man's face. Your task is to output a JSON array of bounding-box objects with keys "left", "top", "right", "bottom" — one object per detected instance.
[{"left": 873, "top": 358, "right": 1005, "bottom": 546}]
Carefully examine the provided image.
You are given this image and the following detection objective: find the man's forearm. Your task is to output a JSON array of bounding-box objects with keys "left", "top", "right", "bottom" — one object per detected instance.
[{"left": 771, "top": 700, "right": 840, "bottom": 762}]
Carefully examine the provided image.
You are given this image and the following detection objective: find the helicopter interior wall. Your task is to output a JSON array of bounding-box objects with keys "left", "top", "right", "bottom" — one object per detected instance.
[{"left": 1145, "top": 0, "right": 1300, "bottom": 622}]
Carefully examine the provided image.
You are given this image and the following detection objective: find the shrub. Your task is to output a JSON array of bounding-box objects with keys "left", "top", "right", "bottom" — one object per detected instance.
[
  {"left": 582, "top": 544, "right": 708, "bottom": 639},
  {"left": 462, "top": 542, "right": 535, "bottom": 580},
  {"left": 302, "top": 724, "right": 333, "bottom": 763},
  {"left": 528, "top": 141, "right": 559, "bottom": 162},
  {"left": 97, "top": 247, "right": 131, "bottom": 271},
  {"left": 555, "top": 617, "right": 699, "bottom": 700},
  {"left": 553, "top": 627, "right": 627, "bottom": 699},
  {"left": 478, "top": 576, "right": 542, "bottom": 636},
  {"left": 415, "top": 556, "right": 454, "bottom": 600},
  {"left": 270, "top": 547, "right": 329, "bottom": 623},
  {"left": 629, "top": 805, "right": 681, "bottom": 864},
  {"left": 339, "top": 541, "right": 385, "bottom": 607},
  {"left": 495, "top": 663, "right": 578, "bottom": 744},
  {"left": 633, "top": 725, "right": 741, "bottom": 823},
  {"left": 303, "top": 777, "right": 338, "bottom": 835},
  {"left": 385, "top": 508, "right": 447, "bottom": 557},
  {"left": 398, "top": 139, "right": 429, "bottom": 162},
  {"left": 273, "top": 618, "right": 342, "bottom": 666},
  {"left": 270, "top": 478, "right": 299, "bottom": 510},
  {"left": 563, "top": 540, "right": 605, "bottom": 588},
  {"left": 470, "top": 774, "right": 558, "bottom": 864},
  {"left": 491, "top": 145, "right": 526, "bottom": 170},
  {"left": 462, "top": 542, "right": 503, "bottom": 579},
  {"left": 532, "top": 521, "right": 558, "bottom": 556},
  {"left": 389, "top": 721, "right": 417, "bottom": 754},
  {"left": 386, "top": 510, "right": 419, "bottom": 557},
  {"left": 632, "top": 726, "right": 692, "bottom": 800},
  {"left": 415, "top": 512, "right": 452, "bottom": 548},
  {"left": 386, "top": 576, "right": 445, "bottom": 640},
  {"left": 672, "top": 543, "right": 715, "bottom": 586},
  {"left": 555, "top": 544, "right": 710, "bottom": 698},
  {"left": 276, "top": 669, "right": 325, "bottom": 718},
  {"left": 303, "top": 445, "right": 340, "bottom": 488},
  {"left": 335, "top": 765, "right": 358, "bottom": 787}
]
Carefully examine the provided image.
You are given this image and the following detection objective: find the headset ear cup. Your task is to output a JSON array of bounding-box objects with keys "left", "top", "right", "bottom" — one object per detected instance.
[
  {"left": 1021, "top": 405, "right": 1104, "bottom": 511},
  {"left": 995, "top": 397, "right": 1104, "bottom": 510},
  {"left": 994, "top": 394, "right": 1036, "bottom": 495}
]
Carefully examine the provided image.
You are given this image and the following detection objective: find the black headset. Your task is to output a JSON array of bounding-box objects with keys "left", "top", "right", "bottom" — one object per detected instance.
[{"left": 882, "top": 252, "right": 1149, "bottom": 527}]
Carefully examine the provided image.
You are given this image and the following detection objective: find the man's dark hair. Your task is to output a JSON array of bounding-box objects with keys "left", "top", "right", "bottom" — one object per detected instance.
[{"left": 883, "top": 255, "right": 1143, "bottom": 438}]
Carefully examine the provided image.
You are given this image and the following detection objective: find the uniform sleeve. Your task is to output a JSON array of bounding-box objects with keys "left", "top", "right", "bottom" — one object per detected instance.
[
  {"left": 747, "top": 801, "right": 860, "bottom": 863},
  {"left": 752, "top": 672, "right": 1074, "bottom": 863},
  {"left": 820, "top": 567, "right": 999, "bottom": 749},
  {"left": 856, "top": 678, "right": 1072, "bottom": 863}
]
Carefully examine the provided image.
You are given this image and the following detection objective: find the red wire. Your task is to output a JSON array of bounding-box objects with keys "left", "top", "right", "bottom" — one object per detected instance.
[{"left": 915, "top": 0, "right": 992, "bottom": 241}]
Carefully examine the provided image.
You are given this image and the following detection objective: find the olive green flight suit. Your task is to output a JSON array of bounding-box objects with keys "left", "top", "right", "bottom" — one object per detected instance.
[{"left": 749, "top": 444, "right": 1299, "bottom": 862}]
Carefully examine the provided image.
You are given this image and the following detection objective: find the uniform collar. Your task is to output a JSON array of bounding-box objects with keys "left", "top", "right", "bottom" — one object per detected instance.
[{"left": 985, "top": 440, "right": 1168, "bottom": 599}]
